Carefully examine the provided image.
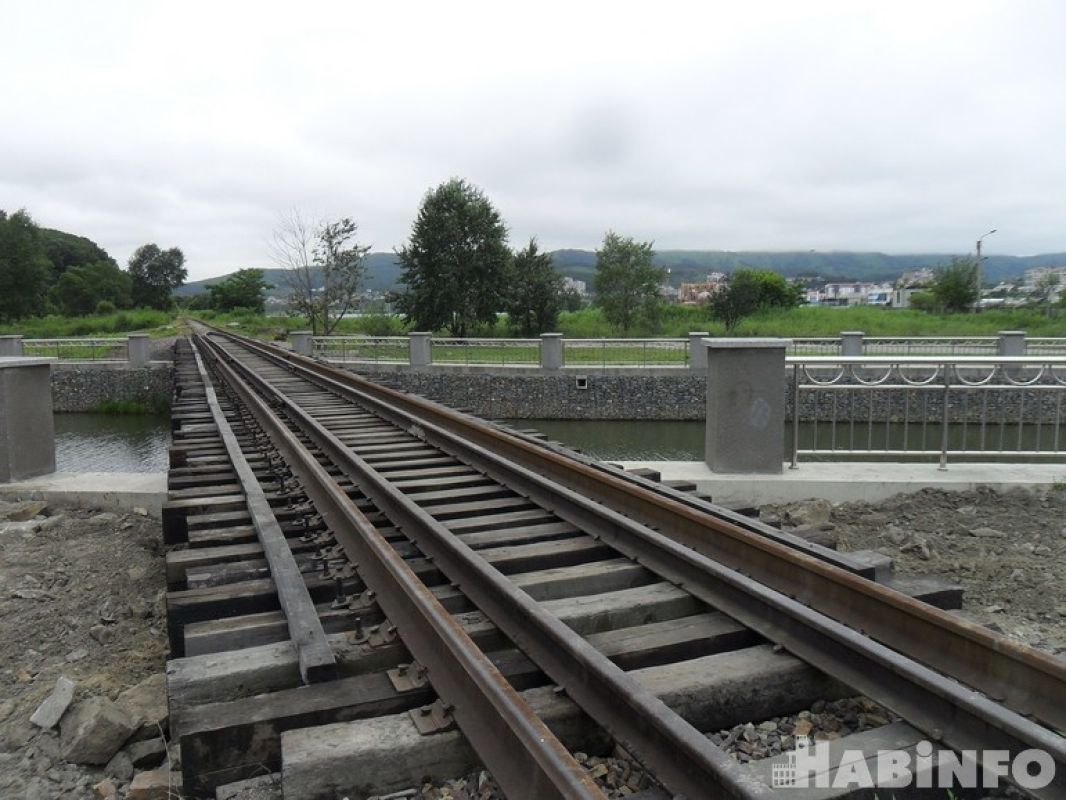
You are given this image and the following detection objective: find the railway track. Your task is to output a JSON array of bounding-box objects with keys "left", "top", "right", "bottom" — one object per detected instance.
[{"left": 162, "top": 329, "right": 1066, "bottom": 800}]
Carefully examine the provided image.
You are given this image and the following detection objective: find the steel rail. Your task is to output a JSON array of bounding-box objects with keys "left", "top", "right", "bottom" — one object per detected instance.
[
  {"left": 243, "top": 332, "right": 1066, "bottom": 733},
  {"left": 189, "top": 341, "right": 336, "bottom": 683},
  {"left": 194, "top": 336, "right": 604, "bottom": 800},
  {"left": 198, "top": 333, "right": 774, "bottom": 800},
  {"left": 204, "top": 331, "right": 1066, "bottom": 799}
]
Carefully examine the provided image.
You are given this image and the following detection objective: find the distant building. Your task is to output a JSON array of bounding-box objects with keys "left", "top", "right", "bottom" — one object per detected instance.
[
  {"left": 678, "top": 273, "right": 728, "bottom": 305},
  {"left": 822, "top": 282, "right": 885, "bottom": 306},
  {"left": 897, "top": 268, "right": 935, "bottom": 288},
  {"left": 562, "top": 277, "right": 588, "bottom": 295}
]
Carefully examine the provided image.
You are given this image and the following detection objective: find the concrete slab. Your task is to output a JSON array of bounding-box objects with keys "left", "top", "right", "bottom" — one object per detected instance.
[
  {"left": 615, "top": 460, "right": 1066, "bottom": 507},
  {"left": 0, "top": 471, "right": 167, "bottom": 517}
]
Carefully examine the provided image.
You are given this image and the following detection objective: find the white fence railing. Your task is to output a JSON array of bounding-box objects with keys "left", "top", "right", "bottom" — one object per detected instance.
[
  {"left": 563, "top": 338, "right": 688, "bottom": 368},
  {"left": 306, "top": 332, "right": 1066, "bottom": 371},
  {"left": 788, "top": 355, "right": 1066, "bottom": 468},
  {"left": 22, "top": 337, "right": 129, "bottom": 361}
]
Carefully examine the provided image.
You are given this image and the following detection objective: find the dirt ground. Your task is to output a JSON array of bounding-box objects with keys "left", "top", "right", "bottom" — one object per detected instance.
[
  {"left": 761, "top": 485, "right": 1066, "bottom": 654},
  {"left": 0, "top": 500, "right": 168, "bottom": 799}
]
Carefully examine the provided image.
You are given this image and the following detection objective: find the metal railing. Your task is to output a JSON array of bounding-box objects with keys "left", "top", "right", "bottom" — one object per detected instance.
[
  {"left": 788, "top": 355, "right": 1066, "bottom": 468},
  {"left": 563, "top": 338, "right": 689, "bottom": 367},
  {"left": 788, "top": 338, "right": 842, "bottom": 356},
  {"left": 431, "top": 338, "right": 540, "bottom": 366},
  {"left": 863, "top": 337, "right": 999, "bottom": 355},
  {"left": 311, "top": 336, "right": 408, "bottom": 363},
  {"left": 22, "top": 337, "right": 128, "bottom": 361}
]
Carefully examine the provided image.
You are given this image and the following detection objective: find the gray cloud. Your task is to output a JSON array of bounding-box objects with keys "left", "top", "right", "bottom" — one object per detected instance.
[{"left": 2, "top": 0, "right": 1065, "bottom": 280}]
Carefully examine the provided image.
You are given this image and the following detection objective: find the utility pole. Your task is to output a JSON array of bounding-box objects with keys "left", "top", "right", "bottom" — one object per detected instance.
[{"left": 975, "top": 229, "right": 997, "bottom": 311}]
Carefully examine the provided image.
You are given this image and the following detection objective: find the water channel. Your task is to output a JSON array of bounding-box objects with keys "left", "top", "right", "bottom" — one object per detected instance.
[{"left": 54, "top": 413, "right": 171, "bottom": 472}]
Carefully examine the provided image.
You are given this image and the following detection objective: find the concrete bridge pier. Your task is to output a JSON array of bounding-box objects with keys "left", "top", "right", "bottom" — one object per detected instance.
[
  {"left": 0, "top": 358, "right": 56, "bottom": 483},
  {"left": 704, "top": 339, "right": 790, "bottom": 475}
]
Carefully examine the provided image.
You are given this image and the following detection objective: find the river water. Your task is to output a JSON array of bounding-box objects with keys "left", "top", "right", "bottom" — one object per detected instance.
[{"left": 54, "top": 413, "right": 171, "bottom": 472}]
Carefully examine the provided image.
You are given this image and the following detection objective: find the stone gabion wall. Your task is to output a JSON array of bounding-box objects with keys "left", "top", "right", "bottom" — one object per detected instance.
[
  {"left": 51, "top": 364, "right": 174, "bottom": 412},
  {"left": 345, "top": 363, "right": 1066, "bottom": 426},
  {"left": 354, "top": 369, "right": 708, "bottom": 420}
]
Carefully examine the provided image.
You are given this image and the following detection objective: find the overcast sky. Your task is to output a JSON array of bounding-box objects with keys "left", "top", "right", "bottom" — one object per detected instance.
[{"left": 3, "top": 1, "right": 1064, "bottom": 280}]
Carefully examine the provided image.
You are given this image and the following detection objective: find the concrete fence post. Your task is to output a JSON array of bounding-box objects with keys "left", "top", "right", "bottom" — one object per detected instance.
[
  {"left": 290, "top": 331, "right": 313, "bottom": 357},
  {"left": 688, "top": 332, "right": 710, "bottom": 370},
  {"left": 127, "top": 334, "right": 150, "bottom": 367},
  {"left": 0, "top": 335, "right": 23, "bottom": 357},
  {"left": 840, "top": 330, "right": 865, "bottom": 357},
  {"left": 409, "top": 332, "right": 432, "bottom": 366},
  {"left": 540, "top": 333, "right": 564, "bottom": 370},
  {"left": 997, "top": 330, "right": 1026, "bottom": 357},
  {"left": 704, "top": 338, "right": 790, "bottom": 474},
  {"left": 0, "top": 359, "right": 56, "bottom": 482}
]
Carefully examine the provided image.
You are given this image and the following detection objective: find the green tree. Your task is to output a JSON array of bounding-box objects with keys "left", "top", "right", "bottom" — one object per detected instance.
[
  {"left": 208, "top": 268, "right": 273, "bottom": 313},
  {"left": 273, "top": 211, "right": 370, "bottom": 334},
  {"left": 930, "top": 258, "right": 978, "bottom": 313},
  {"left": 0, "top": 209, "right": 51, "bottom": 322},
  {"left": 504, "top": 238, "right": 564, "bottom": 336},
  {"left": 592, "top": 232, "right": 663, "bottom": 333},
  {"left": 711, "top": 268, "right": 804, "bottom": 331},
  {"left": 128, "top": 244, "right": 187, "bottom": 309},
  {"left": 395, "top": 178, "right": 511, "bottom": 336},
  {"left": 40, "top": 228, "right": 114, "bottom": 279},
  {"left": 50, "top": 261, "right": 132, "bottom": 315}
]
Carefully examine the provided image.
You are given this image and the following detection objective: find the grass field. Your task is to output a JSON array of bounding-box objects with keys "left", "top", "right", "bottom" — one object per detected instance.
[
  {"left": 0, "top": 309, "right": 183, "bottom": 338},
  {"left": 193, "top": 304, "right": 1066, "bottom": 342}
]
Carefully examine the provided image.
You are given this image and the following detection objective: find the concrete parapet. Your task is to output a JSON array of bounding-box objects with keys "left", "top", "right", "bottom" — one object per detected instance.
[
  {"left": 0, "top": 335, "right": 23, "bottom": 357},
  {"left": 127, "top": 333, "right": 150, "bottom": 366},
  {"left": 290, "top": 332, "right": 313, "bottom": 357},
  {"left": 0, "top": 358, "right": 56, "bottom": 482},
  {"left": 998, "top": 330, "right": 1026, "bottom": 357},
  {"left": 688, "top": 332, "right": 710, "bottom": 371},
  {"left": 409, "top": 332, "right": 432, "bottom": 366},
  {"left": 840, "top": 331, "right": 864, "bottom": 356},
  {"left": 540, "top": 333, "right": 564, "bottom": 369},
  {"left": 704, "top": 338, "right": 789, "bottom": 474}
]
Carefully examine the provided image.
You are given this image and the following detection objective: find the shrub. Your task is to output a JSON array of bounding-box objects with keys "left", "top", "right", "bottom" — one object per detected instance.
[{"left": 95, "top": 300, "right": 116, "bottom": 315}]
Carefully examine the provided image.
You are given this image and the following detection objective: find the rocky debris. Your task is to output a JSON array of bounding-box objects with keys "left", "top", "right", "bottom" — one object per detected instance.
[
  {"left": 60, "top": 696, "right": 136, "bottom": 764},
  {"left": 788, "top": 523, "right": 839, "bottom": 549},
  {"left": 216, "top": 773, "right": 283, "bottom": 799},
  {"left": 707, "top": 697, "right": 898, "bottom": 762},
  {"left": 93, "top": 777, "right": 119, "bottom": 798},
  {"left": 127, "top": 736, "right": 168, "bottom": 769},
  {"left": 105, "top": 749, "right": 135, "bottom": 782},
  {"left": 116, "top": 672, "right": 168, "bottom": 739},
  {"left": 29, "top": 674, "right": 76, "bottom": 729},
  {"left": 127, "top": 767, "right": 182, "bottom": 800},
  {"left": 89, "top": 511, "right": 120, "bottom": 525},
  {"left": 784, "top": 497, "right": 831, "bottom": 527},
  {"left": 768, "top": 486, "right": 1066, "bottom": 654},
  {"left": 0, "top": 499, "right": 49, "bottom": 521},
  {"left": 372, "top": 744, "right": 660, "bottom": 800},
  {"left": 0, "top": 507, "right": 167, "bottom": 800}
]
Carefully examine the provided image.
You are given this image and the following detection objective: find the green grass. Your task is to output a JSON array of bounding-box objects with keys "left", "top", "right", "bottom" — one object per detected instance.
[
  {"left": 0, "top": 308, "right": 181, "bottom": 338},
  {"left": 190, "top": 305, "right": 1066, "bottom": 342}
]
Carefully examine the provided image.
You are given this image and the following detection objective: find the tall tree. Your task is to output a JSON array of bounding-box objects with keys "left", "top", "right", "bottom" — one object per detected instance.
[
  {"left": 930, "top": 258, "right": 979, "bottom": 313},
  {"left": 128, "top": 244, "right": 187, "bottom": 309},
  {"left": 272, "top": 210, "right": 369, "bottom": 335},
  {"left": 505, "top": 238, "right": 565, "bottom": 336},
  {"left": 51, "top": 261, "right": 132, "bottom": 315},
  {"left": 208, "top": 268, "right": 273, "bottom": 313},
  {"left": 0, "top": 209, "right": 51, "bottom": 322},
  {"left": 395, "top": 178, "right": 511, "bottom": 337},
  {"left": 711, "top": 267, "right": 804, "bottom": 331},
  {"left": 592, "top": 232, "right": 663, "bottom": 333}
]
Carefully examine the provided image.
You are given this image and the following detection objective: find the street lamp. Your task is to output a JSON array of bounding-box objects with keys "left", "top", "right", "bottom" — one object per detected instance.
[{"left": 974, "top": 229, "right": 997, "bottom": 310}]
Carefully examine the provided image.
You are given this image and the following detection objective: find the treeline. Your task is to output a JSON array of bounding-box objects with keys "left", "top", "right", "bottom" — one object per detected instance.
[
  {"left": 391, "top": 178, "right": 801, "bottom": 336},
  {"left": 0, "top": 208, "right": 187, "bottom": 322}
]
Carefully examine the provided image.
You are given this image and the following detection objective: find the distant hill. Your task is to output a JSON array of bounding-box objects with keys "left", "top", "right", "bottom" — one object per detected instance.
[{"left": 178, "top": 249, "right": 1066, "bottom": 296}]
